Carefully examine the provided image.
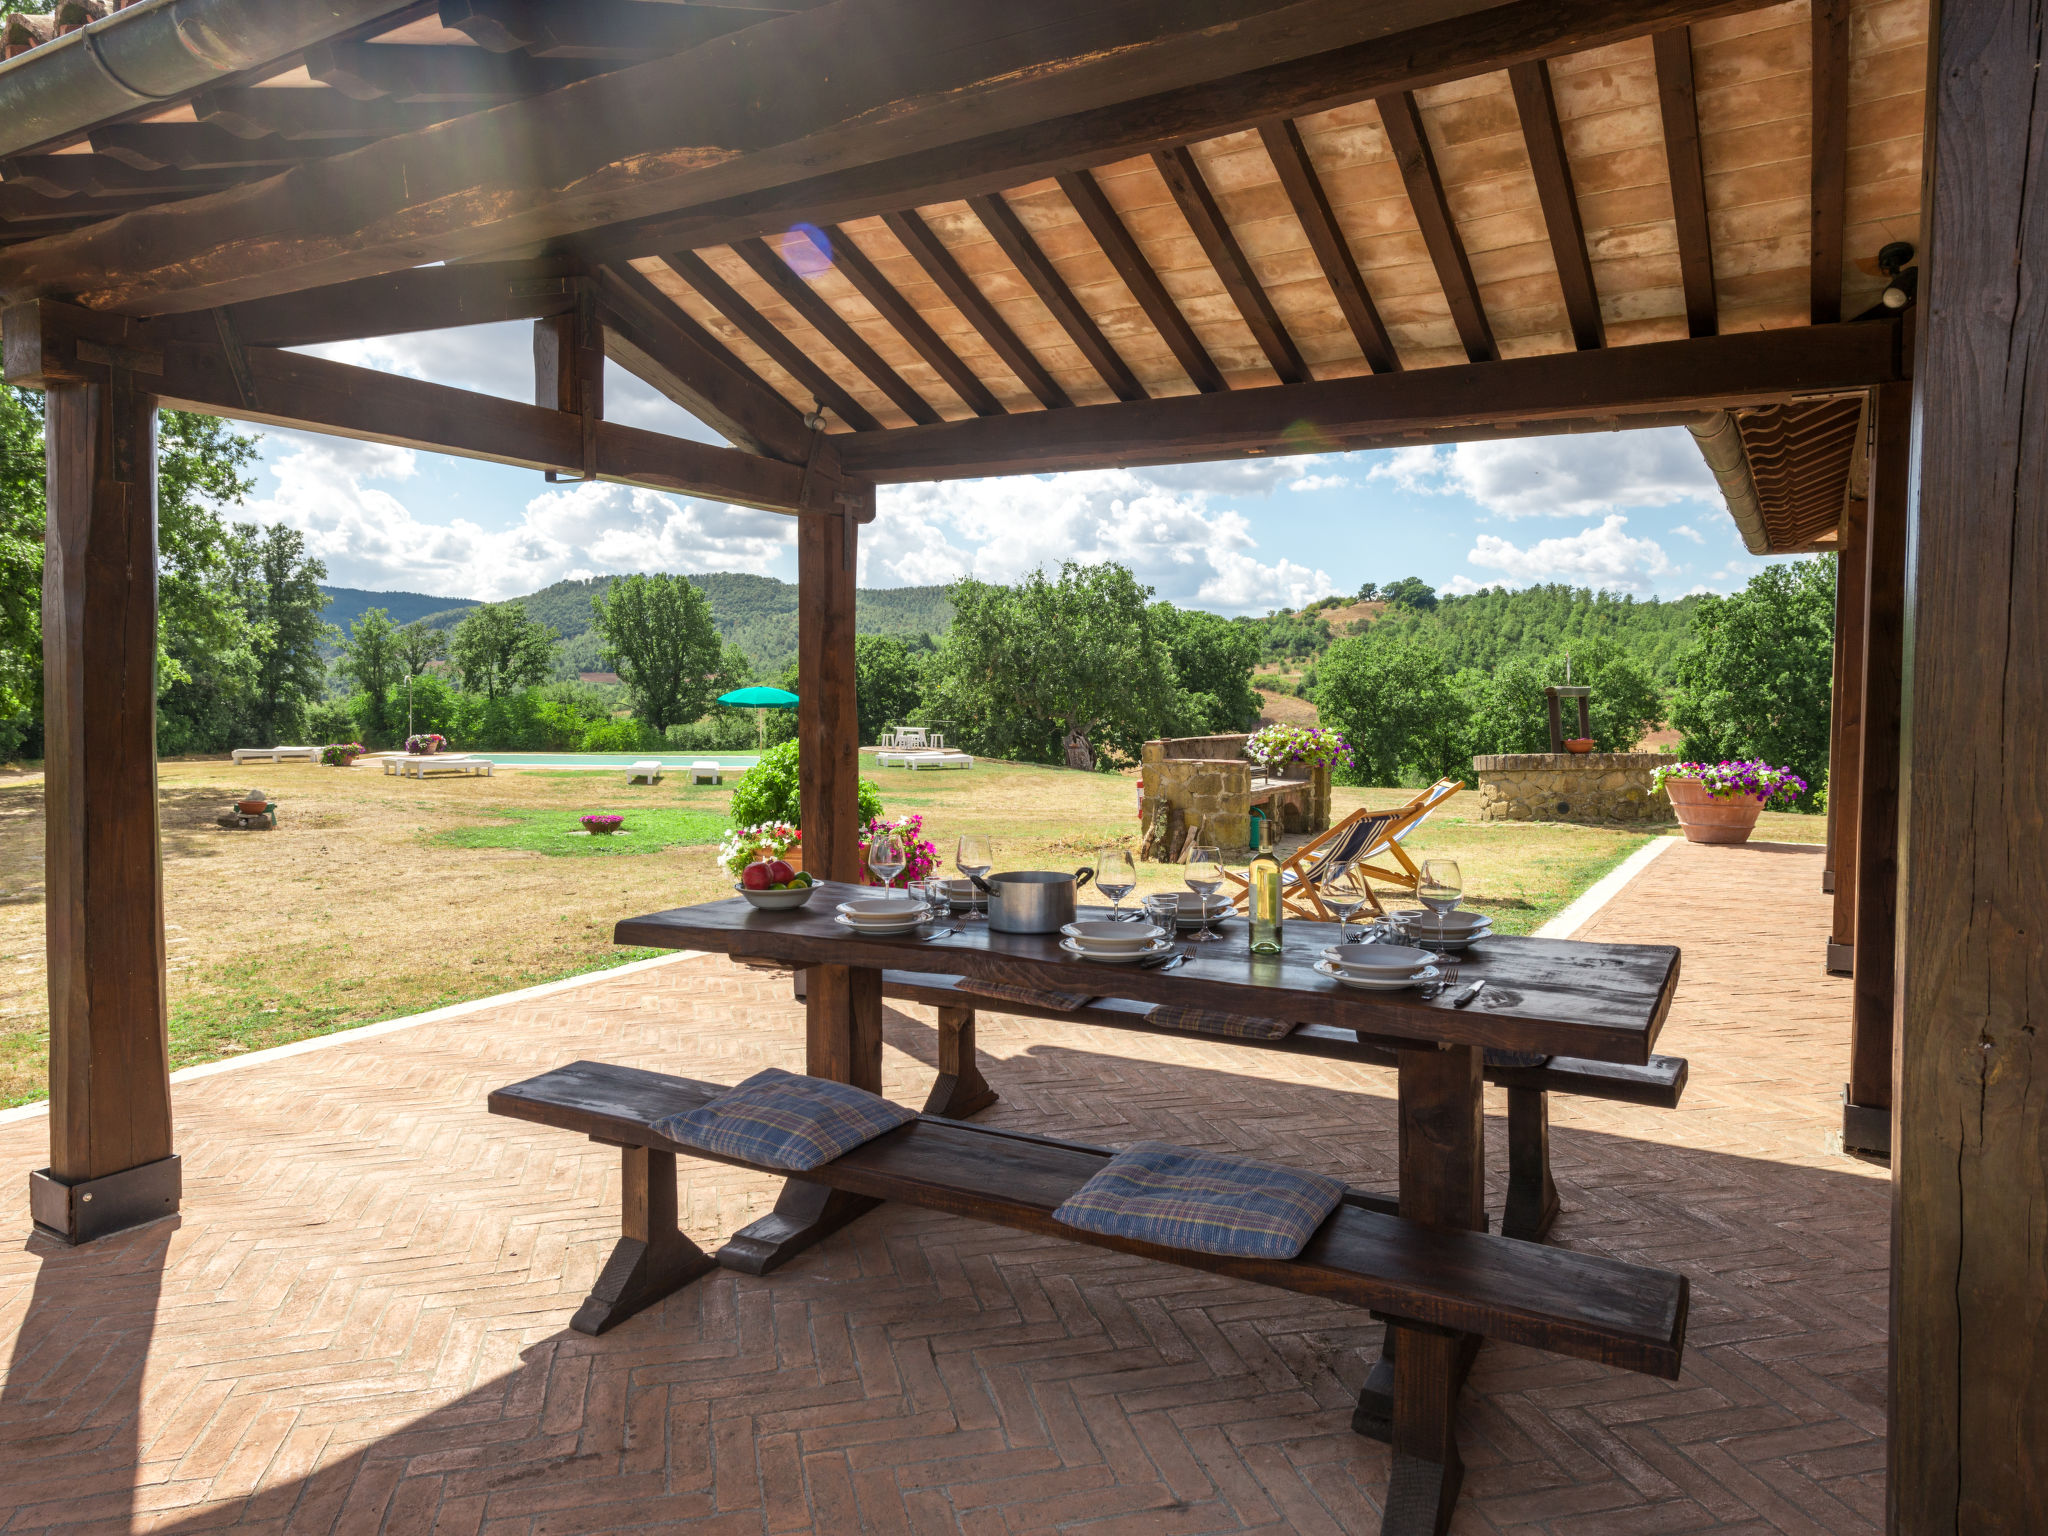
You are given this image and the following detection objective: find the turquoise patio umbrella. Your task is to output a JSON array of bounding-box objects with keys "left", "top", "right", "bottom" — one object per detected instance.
[{"left": 719, "top": 685, "right": 799, "bottom": 749}]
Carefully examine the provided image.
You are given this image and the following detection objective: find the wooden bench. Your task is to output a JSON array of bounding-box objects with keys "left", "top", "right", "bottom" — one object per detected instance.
[{"left": 853, "top": 970, "right": 1687, "bottom": 1244}]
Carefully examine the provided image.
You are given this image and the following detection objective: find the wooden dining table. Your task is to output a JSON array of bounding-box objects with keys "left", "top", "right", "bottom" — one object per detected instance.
[{"left": 615, "top": 886, "right": 1682, "bottom": 1522}]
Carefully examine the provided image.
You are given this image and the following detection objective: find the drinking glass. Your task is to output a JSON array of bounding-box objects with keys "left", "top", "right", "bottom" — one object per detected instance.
[
  {"left": 1184, "top": 842, "right": 1225, "bottom": 943},
  {"left": 955, "top": 833, "right": 993, "bottom": 922},
  {"left": 1096, "top": 847, "right": 1138, "bottom": 919},
  {"left": 1322, "top": 864, "right": 1374, "bottom": 943},
  {"left": 1143, "top": 891, "right": 1181, "bottom": 934},
  {"left": 867, "top": 829, "right": 907, "bottom": 890},
  {"left": 1417, "top": 859, "right": 1463, "bottom": 915}
]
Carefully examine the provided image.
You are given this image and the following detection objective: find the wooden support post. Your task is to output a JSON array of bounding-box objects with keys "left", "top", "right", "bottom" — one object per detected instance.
[
  {"left": 570, "top": 1144, "right": 715, "bottom": 1335},
  {"left": 26, "top": 366, "right": 180, "bottom": 1246},
  {"left": 720, "top": 473, "right": 880, "bottom": 1275},
  {"left": 535, "top": 283, "right": 603, "bottom": 481},
  {"left": 1825, "top": 480, "right": 1868, "bottom": 974},
  {"left": 922, "top": 1005, "right": 998, "bottom": 1119},
  {"left": 1501, "top": 1086, "right": 1559, "bottom": 1242},
  {"left": 1890, "top": 3, "right": 2048, "bottom": 1523},
  {"left": 1842, "top": 382, "right": 1907, "bottom": 1156}
]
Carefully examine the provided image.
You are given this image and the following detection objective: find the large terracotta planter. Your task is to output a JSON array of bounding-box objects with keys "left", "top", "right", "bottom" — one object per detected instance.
[{"left": 1663, "top": 777, "right": 1765, "bottom": 844}]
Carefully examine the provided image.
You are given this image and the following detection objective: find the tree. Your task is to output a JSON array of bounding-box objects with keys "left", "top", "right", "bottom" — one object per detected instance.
[
  {"left": 926, "top": 562, "right": 1175, "bottom": 770},
  {"left": 589, "top": 573, "right": 724, "bottom": 731},
  {"left": 0, "top": 389, "right": 45, "bottom": 747},
  {"left": 394, "top": 620, "right": 448, "bottom": 677},
  {"left": 1313, "top": 631, "right": 1469, "bottom": 785},
  {"left": 1378, "top": 576, "right": 1439, "bottom": 612},
  {"left": 853, "top": 634, "right": 924, "bottom": 745},
  {"left": 1670, "top": 557, "right": 1835, "bottom": 806},
  {"left": 450, "top": 602, "right": 559, "bottom": 700},
  {"left": 235, "top": 523, "right": 333, "bottom": 747},
  {"left": 336, "top": 607, "right": 400, "bottom": 744},
  {"left": 1151, "top": 603, "right": 1261, "bottom": 736}
]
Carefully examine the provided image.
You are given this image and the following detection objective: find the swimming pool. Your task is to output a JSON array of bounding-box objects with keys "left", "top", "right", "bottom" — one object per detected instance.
[{"left": 464, "top": 753, "right": 762, "bottom": 771}]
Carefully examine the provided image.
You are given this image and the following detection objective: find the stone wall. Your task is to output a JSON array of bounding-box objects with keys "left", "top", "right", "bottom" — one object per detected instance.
[{"left": 1472, "top": 752, "right": 1672, "bottom": 824}]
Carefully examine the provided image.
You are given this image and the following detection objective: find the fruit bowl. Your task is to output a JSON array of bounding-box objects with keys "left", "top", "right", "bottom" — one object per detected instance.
[{"left": 736, "top": 880, "right": 818, "bottom": 910}]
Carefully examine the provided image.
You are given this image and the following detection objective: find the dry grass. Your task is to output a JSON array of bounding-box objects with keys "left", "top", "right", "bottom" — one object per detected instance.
[{"left": 0, "top": 755, "right": 1825, "bottom": 1108}]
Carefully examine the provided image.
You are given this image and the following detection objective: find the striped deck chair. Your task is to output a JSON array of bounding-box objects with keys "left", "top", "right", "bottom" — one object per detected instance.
[{"left": 1226, "top": 778, "right": 1464, "bottom": 919}]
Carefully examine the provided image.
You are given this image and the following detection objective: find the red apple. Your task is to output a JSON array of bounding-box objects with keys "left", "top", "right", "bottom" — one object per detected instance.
[
  {"left": 741, "top": 860, "right": 774, "bottom": 890},
  {"left": 763, "top": 857, "right": 796, "bottom": 886}
]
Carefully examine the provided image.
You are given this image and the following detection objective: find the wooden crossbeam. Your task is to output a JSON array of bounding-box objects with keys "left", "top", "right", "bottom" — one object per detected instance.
[
  {"left": 0, "top": 157, "right": 255, "bottom": 200},
  {"left": 883, "top": 208, "right": 1074, "bottom": 410},
  {"left": 213, "top": 259, "right": 582, "bottom": 348},
  {"left": 1508, "top": 60, "right": 1604, "bottom": 350},
  {"left": 1378, "top": 92, "right": 1496, "bottom": 364},
  {"left": 304, "top": 42, "right": 597, "bottom": 104},
  {"left": 815, "top": 225, "right": 1003, "bottom": 417},
  {"left": 1151, "top": 147, "right": 1309, "bottom": 384},
  {"left": 731, "top": 237, "right": 941, "bottom": 425},
  {"left": 194, "top": 88, "right": 464, "bottom": 142},
  {"left": 1057, "top": 169, "right": 1225, "bottom": 393},
  {"left": 594, "top": 261, "right": 816, "bottom": 463},
  {"left": 87, "top": 125, "right": 367, "bottom": 172},
  {"left": 1257, "top": 119, "right": 1399, "bottom": 373},
  {"left": 835, "top": 320, "right": 1905, "bottom": 480},
  {"left": 1652, "top": 28, "right": 1717, "bottom": 338},
  {"left": 1808, "top": 0, "right": 1850, "bottom": 324},
  {"left": 440, "top": 0, "right": 753, "bottom": 59},
  {"left": 962, "top": 194, "right": 1137, "bottom": 402},
  {"left": 660, "top": 250, "right": 881, "bottom": 432}
]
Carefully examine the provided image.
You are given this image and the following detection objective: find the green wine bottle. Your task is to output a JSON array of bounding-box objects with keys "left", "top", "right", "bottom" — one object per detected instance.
[{"left": 1248, "top": 846, "right": 1283, "bottom": 953}]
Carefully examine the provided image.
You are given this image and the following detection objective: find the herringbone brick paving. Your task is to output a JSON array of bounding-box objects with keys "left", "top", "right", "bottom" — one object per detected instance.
[{"left": 0, "top": 839, "right": 1888, "bottom": 1533}]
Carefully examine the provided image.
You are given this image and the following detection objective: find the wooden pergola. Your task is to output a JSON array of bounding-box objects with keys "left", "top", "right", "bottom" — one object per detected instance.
[{"left": 0, "top": 0, "right": 2036, "bottom": 1528}]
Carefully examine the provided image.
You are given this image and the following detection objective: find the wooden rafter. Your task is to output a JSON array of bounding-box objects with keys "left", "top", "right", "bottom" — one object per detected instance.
[
  {"left": 1056, "top": 169, "right": 1226, "bottom": 393},
  {"left": 1150, "top": 146, "right": 1309, "bottom": 384},
  {"left": 813, "top": 225, "right": 1003, "bottom": 417},
  {"left": 963, "top": 193, "right": 1141, "bottom": 402},
  {"left": 304, "top": 42, "right": 597, "bottom": 103},
  {"left": 836, "top": 320, "right": 1905, "bottom": 479},
  {"left": 1507, "top": 60, "right": 1603, "bottom": 350},
  {"left": 1652, "top": 28, "right": 1717, "bottom": 338},
  {"left": 211, "top": 259, "right": 582, "bottom": 348},
  {"left": 1256, "top": 118, "right": 1399, "bottom": 373},
  {"left": 194, "top": 88, "right": 464, "bottom": 141},
  {"left": 731, "top": 236, "right": 941, "bottom": 425},
  {"left": 881, "top": 208, "right": 1073, "bottom": 411},
  {"left": 440, "top": 0, "right": 754, "bottom": 59},
  {"left": 1377, "top": 92, "right": 1496, "bottom": 364},
  {"left": 659, "top": 249, "right": 882, "bottom": 432},
  {"left": 87, "top": 125, "right": 370, "bottom": 172},
  {"left": 1809, "top": 0, "right": 1851, "bottom": 324}
]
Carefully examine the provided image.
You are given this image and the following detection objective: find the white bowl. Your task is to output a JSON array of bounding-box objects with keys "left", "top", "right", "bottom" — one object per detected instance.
[
  {"left": 1314, "top": 958, "right": 1440, "bottom": 991},
  {"left": 1323, "top": 942, "right": 1436, "bottom": 975},
  {"left": 932, "top": 878, "right": 987, "bottom": 907},
  {"left": 1395, "top": 908, "right": 1488, "bottom": 933},
  {"left": 1059, "top": 935, "right": 1175, "bottom": 965},
  {"left": 838, "top": 899, "right": 926, "bottom": 926},
  {"left": 1062, "top": 920, "right": 1167, "bottom": 953},
  {"left": 736, "top": 881, "right": 817, "bottom": 911}
]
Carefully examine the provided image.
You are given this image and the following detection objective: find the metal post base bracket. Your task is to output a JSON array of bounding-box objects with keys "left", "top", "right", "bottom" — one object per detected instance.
[
  {"left": 1825, "top": 941, "right": 1853, "bottom": 976},
  {"left": 1841, "top": 1091, "right": 1891, "bottom": 1159},
  {"left": 29, "top": 1155, "right": 181, "bottom": 1245}
]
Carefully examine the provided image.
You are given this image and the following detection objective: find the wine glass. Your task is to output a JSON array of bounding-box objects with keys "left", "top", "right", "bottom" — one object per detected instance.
[
  {"left": 1096, "top": 847, "right": 1138, "bottom": 920},
  {"left": 1322, "top": 863, "right": 1374, "bottom": 944},
  {"left": 1417, "top": 859, "right": 1463, "bottom": 915},
  {"left": 1184, "top": 842, "right": 1225, "bottom": 943},
  {"left": 955, "top": 833, "right": 993, "bottom": 922},
  {"left": 867, "top": 828, "right": 907, "bottom": 890}
]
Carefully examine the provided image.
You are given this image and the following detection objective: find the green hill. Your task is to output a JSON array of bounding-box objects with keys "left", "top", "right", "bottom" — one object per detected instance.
[{"left": 320, "top": 585, "right": 481, "bottom": 636}]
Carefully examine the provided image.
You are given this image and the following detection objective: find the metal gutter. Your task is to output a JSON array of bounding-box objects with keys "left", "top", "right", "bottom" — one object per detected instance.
[
  {"left": 0, "top": 0, "right": 407, "bottom": 158},
  {"left": 1687, "top": 410, "right": 1770, "bottom": 555}
]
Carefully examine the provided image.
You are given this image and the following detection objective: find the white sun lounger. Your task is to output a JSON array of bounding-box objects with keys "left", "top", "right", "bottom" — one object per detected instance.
[
  {"left": 231, "top": 746, "right": 318, "bottom": 764},
  {"left": 688, "top": 760, "right": 723, "bottom": 785},
  {"left": 627, "top": 760, "right": 664, "bottom": 785},
  {"left": 905, "top": 750, "right": 973, "bottom": 770},
  {"left": 874, "top": 749, "right": 913, "bottom": 768},
  {"left": 395, "top": 755, "right": 494, "bottom": 779}
]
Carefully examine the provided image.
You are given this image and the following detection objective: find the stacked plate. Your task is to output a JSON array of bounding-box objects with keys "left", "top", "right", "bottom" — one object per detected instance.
[
  {"left": 1160, "top": 893, "right": 1233, "bottom": 930},
  {"left": 1391, "top": 908, "right": 1493, "bottom": 950},
  {"left": 1059, "top": 919, "right": 1173, "bottom": 965},
  {"left": 1313, "top": 941, "right": 1441, "bottom": 992},
  {"left": 835, "top": 898, "right": 925, "bottom": 936},
  {"left": 930, "top": 878, "right": 987, "bottom": 912}
]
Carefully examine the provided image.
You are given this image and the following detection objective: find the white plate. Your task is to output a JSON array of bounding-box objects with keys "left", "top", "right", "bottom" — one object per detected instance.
[
  {"left": 1322, "top": 941, "right": 1436, "bottom": 975},
  {"left": 1394, "top": 909, "right": 1490, "bottom": 933},
  {"left": 1062, "top": 920, "right": 1167, "bottom": 952},
  {"left": 833, "top": 912, "right": 923, "bottom": 936},
  {"left": 1059, "top": 936, "right": 1176, "bottom": 965},
  {"left": 1314, "top": 958, "right": 1441, "bottom": 991}
]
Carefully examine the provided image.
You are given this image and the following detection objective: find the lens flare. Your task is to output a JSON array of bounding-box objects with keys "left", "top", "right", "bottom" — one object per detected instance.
[
  {"left": 1278, "top": 419, "right": 1339, "bottom": 455},
  {"left": 782, "top": 223, "right": 835, "bottom": 279}
]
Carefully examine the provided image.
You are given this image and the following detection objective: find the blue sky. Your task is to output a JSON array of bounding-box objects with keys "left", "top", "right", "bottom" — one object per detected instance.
[{"left": 247, "top": 320, "right": 1792, "bottom": 610}]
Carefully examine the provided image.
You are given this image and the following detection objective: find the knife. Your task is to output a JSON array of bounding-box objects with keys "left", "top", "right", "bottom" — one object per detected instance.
[
  {"left": 1139, "top": 952, "right": 1187, "bottom": 971},
  {"left": 1451, "top": 979, "right": 1486, "bottom": 1008}
]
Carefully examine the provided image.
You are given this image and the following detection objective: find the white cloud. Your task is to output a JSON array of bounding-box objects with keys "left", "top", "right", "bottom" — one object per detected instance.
[
  {"left": 1671, "top": 523, "right": 1704, "bottom": 543},
  {"left": 1287, "top": 472, "right": 1351, "bottom": 493},
  {"left": 870, "top": 469, "right": 1336, "bottom": 613},
  {"left": 1466, "top": 515, "right": 1677, "bottom": 593},
  {"left": 1365, "top": 428, "right": 1721, "bottom": 519},
  {"left": 246, "top": 434, "right": 793, "bottom": 598}
]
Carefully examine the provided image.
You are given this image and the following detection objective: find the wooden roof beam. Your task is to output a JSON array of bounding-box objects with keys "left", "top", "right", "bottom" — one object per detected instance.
[
  {"left": 812, "top": 225, "right": 1003, "bottom": 417},
  {"left": 1256, "top": 118, "right": 1399, "bottom": 373},
  {"left": 1151, "top": 146, "right": 1309, "bottom": 384},
  {"left": 731, "top": 236, "right": 941, "bottom": 425},
  {"left": 660, "top": 249, "right": 881, "bottom": 432},
  {"left": 214, "top": 258, "right": 583, "bottom": 348},
  {"left": 881, "top": 207, "right": 1074, "bottom": 411},
  {"left": 1809, "top": 0, "right": 1850, "bottom": 323},
  {"left": 87, "top": 124, "right": 372, "bottom": 172},
  {"left": 962, "top": 193, "right": 1139, "bottom": 402},
  {"left": 1653, "top": 28, "right": 1717, "bottom": 337},
  {"left": 438, "top": 0, "right": 755, "bottom": 60},
  {"left": 835, "top": 319, "right": 1906, "bottom": 480},
  {"left": 1508, "top": 60, "right": 1603, "bottom": 350},
  {"left": 194, "top": 88, "right": 466, "bottom": 142},
  {"left": 1057, "top": 168, "right": 1226, "bottom": 393},
  {"left": 1378, "top": 91, "right": 1496, "bottom": 364},
  {"left": 303, "top": 42, "right": 598, "bottom": 104}
]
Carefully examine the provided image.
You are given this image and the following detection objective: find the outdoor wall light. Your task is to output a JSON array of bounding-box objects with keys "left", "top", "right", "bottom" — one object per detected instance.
[{"left": 1876, "top": 241, "right": 1917, "bottom": 312}]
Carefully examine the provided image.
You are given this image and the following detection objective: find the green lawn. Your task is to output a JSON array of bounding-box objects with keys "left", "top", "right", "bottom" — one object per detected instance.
[{"left": 432, "top": 805, "right": 728, "bottom": 856}]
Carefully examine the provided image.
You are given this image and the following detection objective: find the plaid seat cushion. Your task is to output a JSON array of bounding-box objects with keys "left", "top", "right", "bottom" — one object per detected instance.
[
  {"left": 1145, "top": 1003, "right": 1295, "bottom": 1041},
  {"left": 652, "top": 1068, "right": 916, "bottom": 1172},
  {"left": 965, "top": 979, "right": 1096, "bottom": 1012},
  {"left": 1052, "top": 1141, "right": 1344, "bottom": 1260}
]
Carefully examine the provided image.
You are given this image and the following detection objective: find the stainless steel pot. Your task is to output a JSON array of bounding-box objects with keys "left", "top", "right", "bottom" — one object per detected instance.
[{"left": 971, "top": 868, "right": 1094, "bottom": 933}]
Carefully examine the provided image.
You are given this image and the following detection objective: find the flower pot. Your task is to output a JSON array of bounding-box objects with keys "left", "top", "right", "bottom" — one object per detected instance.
[
  {"left": 236, "top": 798, "right": 269, "bottom": 815},
  {"left": 1565, "top": 738, "right": 1595, "bottom": 754},
  {"left": 1663, "top": 777, "right": 1765, "bottom": 844}
]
